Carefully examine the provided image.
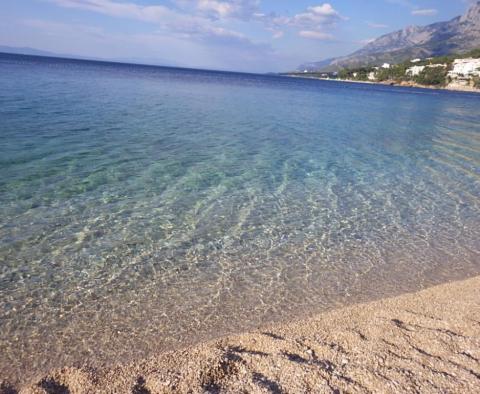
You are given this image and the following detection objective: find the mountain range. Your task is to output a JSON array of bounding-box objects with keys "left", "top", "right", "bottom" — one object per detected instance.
[
  {"left": 299, "top": 1, "right": 480, "bottom": 72},
  {"left": 0, "top": 45, "right": 63, "bottom": 58},
  {"left": 0, "top": 45, "right": 179, "bottom": 68}
]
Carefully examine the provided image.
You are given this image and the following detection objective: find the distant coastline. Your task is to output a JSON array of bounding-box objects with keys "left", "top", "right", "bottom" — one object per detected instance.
[
  {"left": 289, "top": 50, "right": 480, "bottom": 95},
  {"left": 287, "top": 74, "right": 480, "bottom": 94}
]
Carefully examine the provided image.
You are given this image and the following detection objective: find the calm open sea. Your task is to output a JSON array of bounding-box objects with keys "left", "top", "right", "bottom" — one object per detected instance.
[{"left": 1, "top": 53, "right": 479, "bottom": 382}]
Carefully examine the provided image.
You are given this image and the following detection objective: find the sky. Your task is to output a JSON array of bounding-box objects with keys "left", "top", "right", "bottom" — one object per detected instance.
[{"left": 0, "top": 1, "right": 475, "bottom": 72}]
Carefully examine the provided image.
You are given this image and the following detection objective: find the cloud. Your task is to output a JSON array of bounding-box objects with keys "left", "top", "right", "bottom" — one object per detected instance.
[
  {"left": 358, "top": 38, "right": 376, "bottom": 45},
  {"left": 179, "top": 0, "right": 261, "bottom": 20},
  {"left": 42, "top": 0, "right": 349, "bottom": 70},
  {"left": 290, "top": 4, "right": 345, "bottom": 28},
  {"left": 20, "top": 15, "right": 280, "bottom": 72},
  {"left": 265, "top": 27, "right": 284, "bottom": 39},
  {"left": 298, "top": 30, "right": 334, "bottom": 40},
  {"left": 197, "top": 0, "right": 239, "bottom": 18},
  {"left": 49, "top": 0, "right": 256, "bottom": 45},
  {"left": 264, "top": 3, "right": 345, "bottom": 41},
  {"left": 52, "top": 0, "right": 261, "bottom": 23},
  {"left": 385, "top": 0, "right": 439, "bottom": 17},
  {"left": 385, "top": 0, "right": 414, "bottom": 7},
  {"left": 49, "top": 1, "right": 347, "bottom": 44},
  {"left": 411, "top": 8, "right": 438, "bottom": 16},
  {"left": 49, "top": 0, "right": 171, "bottom": 22},
  {"left": 367, "top": 22, "right": 389, "bottom": 29}
]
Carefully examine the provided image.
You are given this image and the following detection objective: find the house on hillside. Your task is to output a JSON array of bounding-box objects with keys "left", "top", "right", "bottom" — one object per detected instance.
[
  {"left": 447, "top": 58, "right": 480, "bottom": 86},
  {"left": 407, "top": 63, "right": 447, "bottom": 77},
  {"left": 406, "top": 65, "right": 425, "bottom": 76},
  {"left": 448, "top": 58, "right": 480, "bottom": 78}
]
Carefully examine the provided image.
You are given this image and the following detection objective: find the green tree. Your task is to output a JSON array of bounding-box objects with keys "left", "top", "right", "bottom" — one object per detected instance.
[
  {"left": 375, "top": 68, "right": 390, "bottom": 81},
  {"left": 414, "top": 67, "right": 448, "bottom": 86},
  {"left": 338, "top": 69, "right": 350, "bottom": 80},
  {"left": 464, "top": 49, "right": 480, "bottom": 59}
]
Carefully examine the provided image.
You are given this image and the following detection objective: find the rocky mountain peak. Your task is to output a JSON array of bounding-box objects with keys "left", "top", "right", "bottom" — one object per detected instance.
[{"left": 461, "top": 1, "right": 480, "bottom": 23}]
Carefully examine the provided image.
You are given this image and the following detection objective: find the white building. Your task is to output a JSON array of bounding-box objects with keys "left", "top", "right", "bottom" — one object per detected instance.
[
  {"left": 407, "top": 63, "right": 446, "bottom": 77},
  {"left": 406, "top": 65, "right": 425, "bottom": 76},
  {"left": 382, "top": 63, "right": 391, "bottom": 69},
  {"left": 411, "top": 58, "right": 422, "bottom": 63},
  {"left": 368, "top": 71, "right": 376, "bottom": 81},
  {"left": 448, "top": 58, "right": 480, "bottom": 77},
  {"left": 427, "top": 64, "right": 447, "bottom": 68}
]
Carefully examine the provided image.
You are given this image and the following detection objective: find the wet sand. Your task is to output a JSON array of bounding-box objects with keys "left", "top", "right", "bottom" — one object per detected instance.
[{"left": 2, "top": 275, "right": 479, "bottom": 393}]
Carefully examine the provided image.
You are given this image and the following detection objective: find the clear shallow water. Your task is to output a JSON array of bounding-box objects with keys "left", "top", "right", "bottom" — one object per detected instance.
[{"left": 1, "top": 53, "right": 479, "bottom": 382}]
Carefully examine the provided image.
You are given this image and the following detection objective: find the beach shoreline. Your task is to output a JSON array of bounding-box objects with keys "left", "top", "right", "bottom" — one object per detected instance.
[
  {"left": 287, "top": 74, "right": 480, "bottom": 94},
  {"left": 3, "top": 275, "right": 479, "bottom": 393}
]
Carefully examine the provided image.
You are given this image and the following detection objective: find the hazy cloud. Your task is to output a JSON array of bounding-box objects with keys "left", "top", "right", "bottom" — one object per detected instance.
[
  {"left": 48, "top": 1, "right": 348, "bottom": 43},
  {"left": 367, "top": 22, "right": 389, "bottom": 29},
  {"left": 20, "top": 15, "right": 279, "bottom": 72},
  {"left": 290, "top": 4, "right": 345, "bottom": 28},
  {"left": 50, "top": 0, "right": 172, "bottom": 22},
  {"left": 267, "top": 3, "right": 345, "bottom": 42},
  {"left": 411, "top": 8, "right": 438, "bottom": 16},
  {"left": 49, "top": 0, "right": 256, "bottom": 44},
  {"left": 298, "top": 30, "right": 334, "bottom": 40},
  {"left": 35, "top": 1, "right": 351, "bottom": 70},
  {"left": 178, "top": 0, "right": 261, "bottom": 20},
  {"left": 359, "top": 37, "right": 376, "bottom": 45},
  {"left": 385, "top": 0, "right": 414, "bottom": 7},
  {"left": 385, "top": 0, "right": 438, "bottom": 17}
]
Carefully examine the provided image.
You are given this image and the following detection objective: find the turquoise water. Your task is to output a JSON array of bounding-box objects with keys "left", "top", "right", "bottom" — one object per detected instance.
[{"left": 1, "top": 53, "right": 479, "bottom": 381}]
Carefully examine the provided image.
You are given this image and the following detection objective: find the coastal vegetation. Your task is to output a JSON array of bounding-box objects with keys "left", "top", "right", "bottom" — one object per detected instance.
[
  {"left": 414, "top": 66, "right": 448, "bottom": 86},
  {"left": 290, "top": 49, "right": 480, "bottom": 90}
]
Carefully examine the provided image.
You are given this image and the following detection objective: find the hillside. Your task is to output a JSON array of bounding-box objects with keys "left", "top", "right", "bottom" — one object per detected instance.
[{"left": 299, "top": 1, "right": 480, "bottom": 72}]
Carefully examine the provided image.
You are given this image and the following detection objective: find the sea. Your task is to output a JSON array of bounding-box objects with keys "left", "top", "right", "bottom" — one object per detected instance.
[{"left": 0, "top": 53, "right": 479, "bottom": 382}]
